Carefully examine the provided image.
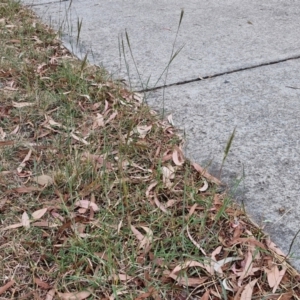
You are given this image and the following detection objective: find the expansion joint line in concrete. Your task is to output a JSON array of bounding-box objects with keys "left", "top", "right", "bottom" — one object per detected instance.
[
  {"left": 25, "top": 0, "right": 68, "bottom": 7},
  {"left": 137, "top": 54, "right": 300, "bottom": 93}
]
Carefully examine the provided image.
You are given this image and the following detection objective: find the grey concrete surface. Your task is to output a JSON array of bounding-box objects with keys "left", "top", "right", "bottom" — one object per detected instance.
[{"left": 23, "top": 0, "right": 300, "bottom": 269}]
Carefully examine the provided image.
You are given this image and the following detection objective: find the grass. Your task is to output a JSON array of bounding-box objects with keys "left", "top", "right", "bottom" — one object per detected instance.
[{"left": 0, "top": 1, "right": 300, "bottom": 299}]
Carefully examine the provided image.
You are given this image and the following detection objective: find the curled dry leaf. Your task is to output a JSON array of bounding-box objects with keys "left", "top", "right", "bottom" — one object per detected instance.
[
  {"left": 186, "top": 225, "right": 207, "bottom": 255},
  {"left": 32, "top": 174, "right": 53, "bottom": 186},
  {"left": 131, "top": 225, "right": 144, "bottom": 242},
  {"left": 131, "top": 225, "right": 153, "bottom": 250},
  {"left": 213, "top": 257, "right": 243, "bottom": 275},
  {"left": 172, "top": 146, "right": 184, "bottom": 166},
  {"left": 135, "top": 124, "right": 152, "bottom": 139},
  {"left": 199, "top": 179, "right": 209, "bottom": 192},
  {"left": 153, "top": 193, "right": 169, "bottom": 214},
  {"left": 74, "top": 200, "right": 99, "bottom": 212}
]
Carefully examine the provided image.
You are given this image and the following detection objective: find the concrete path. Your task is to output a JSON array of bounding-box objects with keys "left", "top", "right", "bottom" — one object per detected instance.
[{"left": 23, "top": 0, "right": 300, "bottom": 269}]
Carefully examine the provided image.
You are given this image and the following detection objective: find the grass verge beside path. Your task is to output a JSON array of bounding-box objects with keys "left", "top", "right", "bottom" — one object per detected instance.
[{"left": 0, "top": 1, "right": 300, "bottom": 299}]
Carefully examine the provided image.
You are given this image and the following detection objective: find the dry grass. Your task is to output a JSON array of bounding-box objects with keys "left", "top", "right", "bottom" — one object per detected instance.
[{"left": 0, "top": 1, "right": 300, "bottom": 299}]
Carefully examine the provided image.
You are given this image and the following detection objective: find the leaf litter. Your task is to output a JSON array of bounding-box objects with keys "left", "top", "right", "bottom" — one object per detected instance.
[{"left": 0, "top": 1, "right": 300, "bottom": 299}]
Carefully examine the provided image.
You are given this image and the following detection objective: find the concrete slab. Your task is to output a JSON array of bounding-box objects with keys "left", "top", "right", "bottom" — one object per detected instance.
[
  {"left": 23, "top": 0, "right": 300, "bottom": 89},
  {"left": 147, "top": 59, "right": 300, "bottom": 268},
  {"left": 22, "top": 0, "right": 300, "bottom": 269}
]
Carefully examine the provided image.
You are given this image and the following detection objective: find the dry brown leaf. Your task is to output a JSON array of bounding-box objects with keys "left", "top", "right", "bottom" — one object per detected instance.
[
  {"left": 2, "top": 223, "right": 23, "bottom": 230},
  {"left": 74, "top": 200, "right": 99, "bottom": 212},
  {"left": 200, "top": 290, "right": 210, "bottom": 300},
  {"left": 278, "top": 291, "right": 293, "bottom": 300},
  {"left": 13, "top": 186, "right": 42, "bottom": 193},
  {"left": 238, "top": 250, "right": 254, "bottom": 286},
  {"left": 22, "top": 211, "right": 30, "bottom": 228},
  {"left": 34, "top": 277, "right": 50, "bottom": 289},
  {"left": 113, "top": 273, "right": 133, "bottom": 282},
  {"left": 192, "top": 162, "right": 221, "bottom": 185},
  {"left": 32, "top": 174, "right": 54, "bottom": 186},
  {"left": 162, "top": 164, "right": 175, "bottom": 188},
  {"left": 266, "top": 238, "right": 286, "bottom": 257},
  {"left": 214, "top": 257, "right": 242, "bottom": 275},
  {"left": 186, "top": 225, "right": 207, "bottom": 256},
  {"left": 230, "top": 237, "right": 266, "bottom": 250},
  {"left": 134, "top": 290, "right": 153, "bottom": 300},
  {"left": 32, "top": 221, "right": 57, "bottom": 228},
  {"left": 57, "top": 290, "right": 92, "bottom": 300},
  {"left": 12, "top": 101, "right": 35, "bottom": 108},
  {"left": 131, "top": 225, "right": 144, "bottom": 242},
  {"left": 265, "top": 264, "right": 287, "bottom": 293},
  {"left": 146, "top": 181, "right": 158, "bottom": 199},
  {"left": 168, "top": 273, "right": 208, "bottom": 287},
  {"left": 92, "top": 113, "right": 104, "bottom": 129},
  {"left": 272, "top": 266, "right": 287, "bottom": 293},
  {"left": 170, "top": 260, "right": 208, "bottom": 276},
  {"left": 32, "top": 208, "right": 48, "bottom": 220},
  {"left": 0, "top": 279, "right": 15, "bottom": 295},
  {"left": 105, "top": 111, "right": 118, "bottom": 125},
  {"left": 209, "top": 246, "right": 222, "bottom": 275},
  {"left": 265, "top": 265, "right": 279, "bottom": 289},
  {"left": 11, "top": 125, "right": 19, "bottom": 134},
  {"left": 167, "top": 114, "right": 174, "bottom": 125},
  {"left": 165, "top": 199, "right": 177, "bottom": 208},
  {"left": 17, "top": 149, "right": 32, "bottom": 173},
  {"left": 131, "top": 225, "right": 153, "bottom": 250},
  {"left": 0, "top": 197, "right": 7, "bottom": 211},
  {"left": 70, "top": 133, "right": 89, "bottom": 145},
  {"left": 0, "top": 140, "right": 14, "bottom": 146},
  {"left": 45, "top": 289, "right": 55, "bottom": 300},
  {"left": 172, "top": 146, "right": 184, "bottom": 166},
  {"left": 240, "top": 278, "right": 258, "bottom": 300}
]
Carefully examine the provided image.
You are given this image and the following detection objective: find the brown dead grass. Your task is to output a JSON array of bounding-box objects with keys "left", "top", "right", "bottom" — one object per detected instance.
[{"left": 0, "top": 1, "right": 300, "bottom": 299}]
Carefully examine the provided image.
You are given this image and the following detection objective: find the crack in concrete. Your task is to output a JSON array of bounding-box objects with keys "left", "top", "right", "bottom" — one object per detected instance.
[{"left": 137, "top": 54, "right": 300, "bottom": 93}]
